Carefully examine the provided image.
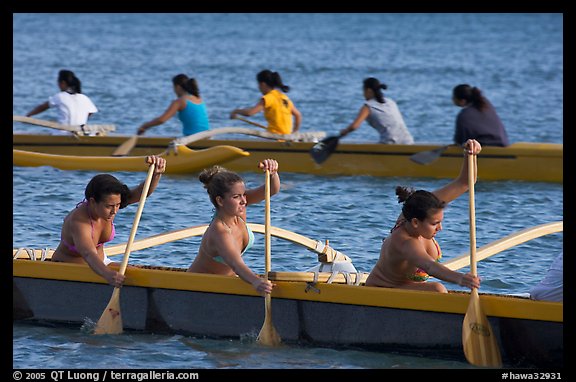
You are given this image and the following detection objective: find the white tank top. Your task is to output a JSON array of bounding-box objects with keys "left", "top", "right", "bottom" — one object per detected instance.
[{"left": 48, "top": 91, "right": 98, "bottom": 125}]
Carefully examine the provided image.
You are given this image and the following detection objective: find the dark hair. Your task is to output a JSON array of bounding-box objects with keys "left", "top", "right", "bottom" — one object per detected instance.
[
  {"left": 58, "top": 70, "right": 82, "bottom": 94},
  {"left": 199, "top": 166, "right": 244, "bottom": 208},
  {"left": 256, "top": 70, "right": 290, "bottom": 92},
  {"left": 363, "top": 77, "right": 388, "bottom": 103},
  {"left": 396, "top": 186, "right": 446, "bottom": 221},
  {"left": 172, "top": 73, "right": 200, "bottom": 97},
  {"left": 85, "top": 174, "right": 130, "bottom": 209},
  {"left": 452, "top": 84, "right": 487, "bottom": 111}
]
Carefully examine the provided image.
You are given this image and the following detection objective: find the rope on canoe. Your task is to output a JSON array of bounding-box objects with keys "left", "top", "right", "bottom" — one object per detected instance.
[
  {"left": 306, "top": 256, "right": 363, "bottom": 286},
  {"left": 13, "top": 247, "right": 54, "bottom": 261},
  {"left": 13, "top": 248, "right": 34, "bottom": 260}
]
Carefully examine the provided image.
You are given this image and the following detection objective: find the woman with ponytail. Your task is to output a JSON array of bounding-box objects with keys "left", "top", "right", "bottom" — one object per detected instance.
[
  {"left": 339, "top": 77, "right": 414, "bottom": 144},
  {"left": 137, "top": 73, "right": 210, "bottom": 136},
  {"left": 188, "top": 159, "right": 281, "bottom": 296},
  {"left": 230, "top": 69, "right": 302, "bottom": 135},
  {"left": 452, "top": 84, "right": 509, "bottom": 146},
  {"left": 365, "top": 139, "right": 482, "bottom": 293},
  {"left": 26, "top": 69, "right": 98, "bottom": 128}
]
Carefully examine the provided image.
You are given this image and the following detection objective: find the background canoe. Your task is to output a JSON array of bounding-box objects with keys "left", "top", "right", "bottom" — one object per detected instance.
[{"left": 13, "top": 133, "right": 562, "bottom": 182}]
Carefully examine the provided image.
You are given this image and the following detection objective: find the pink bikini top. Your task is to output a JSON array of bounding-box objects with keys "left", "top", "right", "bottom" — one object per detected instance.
[{"left": 61, "top": 200, "right": 115, "bottom": 254}]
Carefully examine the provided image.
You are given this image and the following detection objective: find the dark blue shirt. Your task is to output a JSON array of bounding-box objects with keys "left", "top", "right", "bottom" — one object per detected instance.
[{"left": 453, "top": 100, "right": 509, "bottom": 147}]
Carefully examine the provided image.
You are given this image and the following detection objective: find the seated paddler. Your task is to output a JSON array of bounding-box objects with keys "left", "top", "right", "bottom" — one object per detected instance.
[
  {"left": 187, "top": 159, "right": 281, "bottom": 296},
  {"left": 365, "top": 139, "right": 482, "bottom": 293},
  {"left": 51, "top": 156, "right": 167, "bottom": 288}
]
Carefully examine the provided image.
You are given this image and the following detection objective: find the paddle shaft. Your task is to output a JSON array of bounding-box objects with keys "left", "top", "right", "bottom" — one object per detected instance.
[
  {"left": 468, "top": 153, "right": 477, "bottom": 277},
  {"left": 112, "top": 135, "right": 139, "bottom": 156},
  {"left": 462, "top": 152, "right": 502, "bottom": 367},
  {"left": 468, "top": 152, "right": 481, "bottom": 301},
  {"left": 235, "top": 116, "right": 267, "bottom": 130},
  {"left": 93, "top": 163, "right": 156, "bottom": 335},
  {"left": 119, "top": 163, "right": 156, "bottom": 275},
  {"left": 265, "top": 169, "right": 271, "bottom": 273},
  {"left": 256, "top": 168, "right": 281, "bottom": 346}
]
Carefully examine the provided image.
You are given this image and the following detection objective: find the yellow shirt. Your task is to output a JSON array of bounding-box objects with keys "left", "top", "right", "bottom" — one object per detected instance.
[{"left": 262, "top": 89, "right": 294, "bottom": 134}]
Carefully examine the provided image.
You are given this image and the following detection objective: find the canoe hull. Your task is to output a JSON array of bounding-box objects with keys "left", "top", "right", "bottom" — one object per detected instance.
[
  {"left": 13, "top": 276, "right": 478, "bottom": 349},
  {"left": 13, "top": 134, "right": 563, "bottom": 182},
  {"left": 13, "top": 259, "right": 563, "bottom": 367}
]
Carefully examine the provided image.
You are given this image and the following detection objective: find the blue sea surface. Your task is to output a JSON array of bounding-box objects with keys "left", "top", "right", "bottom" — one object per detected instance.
[{"left": 13, "top": 13, "right": 563, "bottom": 370}]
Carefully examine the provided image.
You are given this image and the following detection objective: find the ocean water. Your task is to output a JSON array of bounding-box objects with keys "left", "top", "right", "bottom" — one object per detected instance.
[{"left": 12, "top": 13, "right": 563, "bottom": 370}]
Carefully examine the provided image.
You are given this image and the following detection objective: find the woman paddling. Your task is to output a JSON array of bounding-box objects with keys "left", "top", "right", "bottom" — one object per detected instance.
[
  {"left": 52, "top": 156, "right": 167, "bottom": 287},
  {"left": 188, "top": 159, "right": 281, "bottom": 295},
  {"left": 339, "top": 77, "right": 414, "bottom": 144},
  {"left": 366, "top": 139, "right": 481, "bottom": 292},
  {"left": 26, "top": 69, "right": 98, "bottom": 129},
  {"left": 137, "top": 73, "right": 210, "bottom": 136},
  {"left": 452, "top": 84, "right": 509, "bottom": 147},
  {"left": 230, "top": 70, "right": 302, "bottom": 135}
]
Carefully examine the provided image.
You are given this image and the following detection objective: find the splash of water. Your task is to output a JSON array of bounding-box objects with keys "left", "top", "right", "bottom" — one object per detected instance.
[
  {"left": 80, "top": 317, "right": 97, "bottom": 334},
  {"left": 240, "top": 329, "right": 259, "bottom": 344}
]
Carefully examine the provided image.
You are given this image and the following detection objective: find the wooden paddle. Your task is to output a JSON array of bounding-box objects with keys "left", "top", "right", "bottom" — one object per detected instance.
[
  {"left": 256, "top": 168, "right": 281, "bottom": 346},
  {"left": 410, "top": 145, "right": 451, "bottom": 165},
  {"left": 112, "top": 135, "right": 139, "bottom": 156},
  {"left": 234, "top": 116, "right": 267, "bottom": 129},
  {"left": 462, "top": 153, "right": 502, "bottom": 367},
  {"left": 93, "top": 163, "right": 156, "bottom": 335},
  {"left": 309, "top": 134, "right": 344, "bottom": 164}
]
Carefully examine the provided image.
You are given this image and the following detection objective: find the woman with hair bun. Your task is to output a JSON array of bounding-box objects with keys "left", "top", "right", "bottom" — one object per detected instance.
[
  {"left": 51, "top": 155, "right": 167, "bottom": 288},
  {"left": 230, "top": 69, "right": 302, "bottom": 135},
  {"left": 188, "top": 159, "right": 281, "bottom": 295},
  {"left": 452, "top": 84, "right": 509, "bottom": 147},
  {"left": 137, "top": 73, "right": 210, "bottom": 136},
  {"left": 365, "top": 139, "right": 482, "bottom": 293},
  {"left": 26, "top": 69, "right": 98, "bottom": 127},
  {"left": 339, "top": 77, "right": 414, "bottom": 144}
]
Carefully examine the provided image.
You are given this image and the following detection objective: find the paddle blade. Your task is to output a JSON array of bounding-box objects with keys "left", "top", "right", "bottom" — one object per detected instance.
[
  {"left": 310, "top": 135, "right": 340, "bottom": 164},
  {"left": 112, "top": 135, "right": 138, "bottom": 156},
  {"left": 256, "top": 294, "right": 281, "bottom": 346},
  {"left": 93, "top": 289, "right": 123, "bottom": 335},
  {"left": 462, "top": 291, "right": 502, "bottom": 367},
  {"left": 410, "top": 145, "right": 449, "bottom": 165}
]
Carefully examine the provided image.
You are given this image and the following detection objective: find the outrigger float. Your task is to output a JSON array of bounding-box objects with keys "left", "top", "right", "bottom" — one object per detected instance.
[{"left": 13, "top": 143, "right": 250, "bottom": 174}]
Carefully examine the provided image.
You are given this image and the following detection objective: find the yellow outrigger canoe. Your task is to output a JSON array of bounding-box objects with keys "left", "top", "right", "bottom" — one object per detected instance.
[
  {"left": 14, "top": 221, "right": 563, "bottom": 367},
  {"left": 13, "top": 133, "right": 562, "bottom": 182},
  {"left": 13, "top": 144, "right": 250, "bottom": 174}
]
